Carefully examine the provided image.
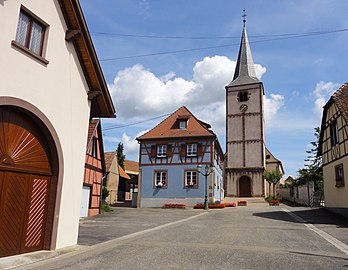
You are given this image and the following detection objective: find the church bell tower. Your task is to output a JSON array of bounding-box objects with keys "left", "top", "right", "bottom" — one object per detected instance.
[{"left": 225, "top": 15, "right": 266, "bottom": 197}]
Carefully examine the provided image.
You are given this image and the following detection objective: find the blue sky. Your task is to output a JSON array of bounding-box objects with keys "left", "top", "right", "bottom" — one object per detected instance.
[{"left": 80, "top": 0, "right": 348, "bottom": 177}]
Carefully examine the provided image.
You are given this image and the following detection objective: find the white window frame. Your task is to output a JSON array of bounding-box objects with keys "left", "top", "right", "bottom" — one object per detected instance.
[
  {"left": 154, "top": 171, "right": 167, "bottom": 187},
  {"left": 185, "top": 171, "right": 197, "bottom": 187},
  {"left": 157, "top": 145, "right": 167, "bottom": 157},
  {"left": 187, "top": 143, "right": 197, "bottom": 156},
  {"left": 179, "top": 120, "right": 187, "bottom": 129}
]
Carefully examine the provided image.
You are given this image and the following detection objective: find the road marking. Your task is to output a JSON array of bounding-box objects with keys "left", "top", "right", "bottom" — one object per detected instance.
[
  {"left": 282, "top": 208, "right": 348, "bottom": 256},
  {"left": 92, "top": 211, "right": 209, "bottom": 248},
  {"left": 12, "top": 212, "right": 209, "bottom": 270}
]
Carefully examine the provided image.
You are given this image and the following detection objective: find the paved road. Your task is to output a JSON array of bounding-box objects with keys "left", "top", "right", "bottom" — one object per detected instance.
[{"left": 15, "top": 204, "right": 348, "bottom": 270}]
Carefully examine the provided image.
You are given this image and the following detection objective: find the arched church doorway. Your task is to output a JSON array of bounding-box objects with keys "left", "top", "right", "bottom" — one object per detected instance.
[
  {"left": 0, "top": 106, "right": 58, "bottom": 258},
  {"left": 239, "top": 176, "right": 251, "bottom": 197}
]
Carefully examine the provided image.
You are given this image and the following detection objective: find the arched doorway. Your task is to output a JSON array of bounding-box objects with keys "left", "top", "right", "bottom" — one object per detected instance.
[
  {"left": 239, "top": 176, "right": 251, "bottom": 197},
  {"left": 0, "top": 106, "right": 58, "bottom": 258}
]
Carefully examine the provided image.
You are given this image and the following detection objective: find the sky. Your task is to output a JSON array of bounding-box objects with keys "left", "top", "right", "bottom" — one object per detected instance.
[{"left": 80, "top": 0, "right": 348, "bottom": 177}]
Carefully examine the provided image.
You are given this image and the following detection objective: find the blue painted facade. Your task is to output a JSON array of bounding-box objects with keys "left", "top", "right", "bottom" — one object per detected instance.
[{"left": 138, "top": 139, "right": 224, "bottom": 207}]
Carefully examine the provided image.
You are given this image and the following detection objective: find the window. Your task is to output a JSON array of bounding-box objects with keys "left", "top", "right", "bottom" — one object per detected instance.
[
  {"left": 266, "top": 155, "right": 271, "bottom": 159},
  {"left": 88, "top": 137, "right": 98, "bottom": 158},
  {"left": 157, "top": 145, "right": 167, "bottom": 157},
  {"left": 154, "top": 171, "right": 167, "bottom": 188},
  {"left": 330, "top": 121, "right": 339, "bottom": 146},
  {"left": 15, "top": 9, "right": 46, "bottom": 56},
  {"left": 335, "top": 164, "right": 344, "bottom": 187},
  {"left": 238, "top": 91, "right": 249, "bottom": 102},
  {"left": 185, "top": 171, "right": 198, "bottom": 187},
  {"left": 187, "top": 144, "right": 197, "bottom": 156},
  {"left": 179, "top": 120, "right": 187, "bottom": 129}
]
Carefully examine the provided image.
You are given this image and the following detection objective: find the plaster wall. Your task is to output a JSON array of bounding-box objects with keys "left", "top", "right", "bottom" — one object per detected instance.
[
  {"left": 323, "top": 157, "right": 348, "bottom": 209},
  {"left": 0, "top": 1, "right": 91, "bottom": 249}
]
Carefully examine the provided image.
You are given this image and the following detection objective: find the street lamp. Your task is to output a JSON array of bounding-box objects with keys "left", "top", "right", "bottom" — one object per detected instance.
[{"left": 197, "top": 164, "right": 214, "bottom": 210}]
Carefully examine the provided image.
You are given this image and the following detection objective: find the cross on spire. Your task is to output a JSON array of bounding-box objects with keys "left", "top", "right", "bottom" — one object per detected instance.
[{"left": 242, "top": 9, "right": 247, "bottom": 25}]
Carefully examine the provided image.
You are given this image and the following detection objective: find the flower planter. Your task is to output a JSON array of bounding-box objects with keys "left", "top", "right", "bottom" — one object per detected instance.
[
  {"left": 237, "top": 200, "right": 247, "bottom": 206},
  {"left": 269, "top": 200, "right": 280, "bottom": 206}
]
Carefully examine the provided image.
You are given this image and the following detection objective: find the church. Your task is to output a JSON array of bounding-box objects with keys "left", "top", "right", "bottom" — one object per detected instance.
[{"left": 225, "top": 17, "right": 284, "bottom": 197}]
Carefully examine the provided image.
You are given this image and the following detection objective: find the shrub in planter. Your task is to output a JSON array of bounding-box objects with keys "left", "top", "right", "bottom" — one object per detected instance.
[{"left": 269, "top": 199, "right": 280, "bottom": 206}]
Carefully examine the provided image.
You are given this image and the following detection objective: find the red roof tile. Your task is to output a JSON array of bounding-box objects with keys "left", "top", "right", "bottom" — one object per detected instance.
[
  {"left": 332, "top": 82, "right": 348, "bottom": 122},
  {"left": 104, "top": 152, "right": 116, "bottom": 171},
  {"left": 124, "top": 160, "right": 139, "bottom": 174},
  {"left": 118, "top": 165, "right": 130, "bottom": 179},
  {"left": 87, "top": 119, "right": 99, "bottom": 146},
  {"left": 137, "top": 106, "right": 215, "bottom": 140}
]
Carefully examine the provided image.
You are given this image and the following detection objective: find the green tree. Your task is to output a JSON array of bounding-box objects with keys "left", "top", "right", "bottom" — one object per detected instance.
[
  {"left": 264, "top": 170, "right": 283, "bottom": 196},
  {"left": 295, "top": 127, "right": 323, "bottom": 191},
  {"left": 116, "top": 142, "right": 126, "bottom": 169}
]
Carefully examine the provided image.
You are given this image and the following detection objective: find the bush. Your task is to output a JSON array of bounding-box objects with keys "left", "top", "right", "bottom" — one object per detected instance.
[
  {"left": 265, "top": 195, "right": 282, "bottom": 203},
  {"left": 102, "top": 186, "right": 109, "bottom": 201},
  {"left": 101, "top": 203, "right": 113, "bottom": 213}
]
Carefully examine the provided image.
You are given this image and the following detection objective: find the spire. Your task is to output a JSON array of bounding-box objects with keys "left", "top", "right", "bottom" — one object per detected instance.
[{"left": 228, "top": 11, "right": 260, "bottom": 86}]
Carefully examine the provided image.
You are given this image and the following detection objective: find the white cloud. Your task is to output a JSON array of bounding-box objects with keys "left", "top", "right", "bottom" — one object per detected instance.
[
  {"left": 107, "top": 55, "right": 287, "bottom": 150},
  {"left": 264, "top": 94, "right": 284, "bottom": 128},
  {"left": 109, "top": 55, "right": 268, "bottom": 131},
  {"left": 121, "top": 130, "right": 148, "bottom": 159},
  {"left": 312, "top": 81, "right": 340, "bottom": 117}
]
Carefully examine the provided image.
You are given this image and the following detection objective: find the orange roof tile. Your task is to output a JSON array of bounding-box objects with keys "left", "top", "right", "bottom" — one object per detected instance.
[
  {"left": 118, "top": 165, "right": 130, "bottom": 180},
  {"left": 333, "top": 82, "right": 348, "bottom": 122},
  {"left": 86, "top": 119, "right": 99, "bottom": 146},
  {"left": 137, "top": 106, "right": 215, "bottom": 141},
  {"left": 124, "top": 160, "right": 139, "bottom": 174},
  {"left": 104, "top": 152, "right": 116, "bottom": 171}
]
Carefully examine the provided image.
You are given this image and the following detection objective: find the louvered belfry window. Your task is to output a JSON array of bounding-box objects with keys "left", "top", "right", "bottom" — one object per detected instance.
[{"left": 15, "top": 10, "right": 45, "bottom": 56}]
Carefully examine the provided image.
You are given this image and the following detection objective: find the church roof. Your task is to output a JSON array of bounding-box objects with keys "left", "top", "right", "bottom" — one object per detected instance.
[
  {"left": 137, "top": 106, "right": 215, "bottom": 141},
  {"left": 227, "top": 21, "right": 260, "bottom": 87}
]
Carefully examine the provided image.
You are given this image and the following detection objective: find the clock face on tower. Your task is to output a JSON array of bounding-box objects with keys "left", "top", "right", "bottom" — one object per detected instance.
[{"left": 240, "top": 104, "right": 248, "bottom": 113}]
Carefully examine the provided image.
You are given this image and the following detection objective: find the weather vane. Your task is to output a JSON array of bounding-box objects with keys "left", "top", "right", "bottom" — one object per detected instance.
[{"left": 242, "top": 9, "right": 247, "bottom": 24}]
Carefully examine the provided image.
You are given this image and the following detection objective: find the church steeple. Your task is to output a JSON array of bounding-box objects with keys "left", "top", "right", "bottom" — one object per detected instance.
[{"left": 228, "top": 13, "right": 260, "bottom": 86}]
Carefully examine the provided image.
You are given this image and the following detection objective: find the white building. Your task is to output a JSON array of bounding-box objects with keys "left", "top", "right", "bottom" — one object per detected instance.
[{"left": 0, "top": 0, "right": 115, "bottom": 257}]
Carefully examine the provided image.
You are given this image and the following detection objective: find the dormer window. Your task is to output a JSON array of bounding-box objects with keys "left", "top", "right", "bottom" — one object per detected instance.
[
  {"left": 179, "top": 120, "right": 187, "bottom": 129},
  {"left": 238, "top": 91, "right": 249, "bottom": 102}
]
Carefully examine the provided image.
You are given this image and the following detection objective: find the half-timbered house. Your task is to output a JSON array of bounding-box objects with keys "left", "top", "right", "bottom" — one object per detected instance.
[
  {"left": 318, "top": 82, "right": 348, "bottom": 218},
  {"left": 81, "top": 119, "right": 106, "bottom": 217},
  {"left": 137, "top": 106, "right": 224, "bottom": 207},
  {"left": 0, "top": 0, "right": 115, "bottom": 258}
]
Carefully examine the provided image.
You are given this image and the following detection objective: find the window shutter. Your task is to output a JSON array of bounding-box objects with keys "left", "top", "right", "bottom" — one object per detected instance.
[
  {"left": 167, "top": 144, "right": 172, "bottom": 156},
  {"left": 151, "top": 145, "right": 156, "bottom": 158},
  {"left": 180, "top": 144, "right": 186, "bottom": 156},
  {"left": 197, "top": 143, "right": 203, "bottom": 156}
]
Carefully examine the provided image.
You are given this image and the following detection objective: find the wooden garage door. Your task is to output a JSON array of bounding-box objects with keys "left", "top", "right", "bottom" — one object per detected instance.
[{"left": 0, "top": 107, "right": 52, "bottom": 258}]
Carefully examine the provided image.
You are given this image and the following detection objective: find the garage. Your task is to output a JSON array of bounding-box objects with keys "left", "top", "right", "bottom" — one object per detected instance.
[{"left": 0, "top": 107, "right": 57, "bottom": 258}]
